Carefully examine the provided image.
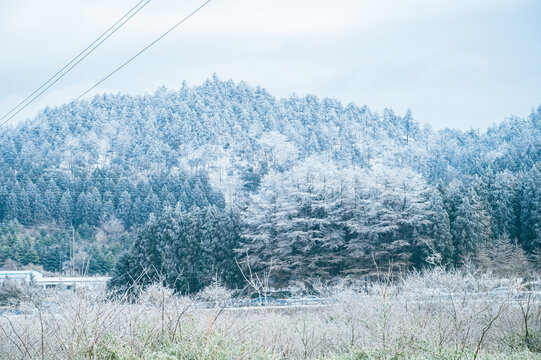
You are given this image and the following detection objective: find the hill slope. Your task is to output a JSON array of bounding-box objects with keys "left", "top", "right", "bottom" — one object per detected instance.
[{"left": 0, "top": 77, "right": 540, "bottom": 285}]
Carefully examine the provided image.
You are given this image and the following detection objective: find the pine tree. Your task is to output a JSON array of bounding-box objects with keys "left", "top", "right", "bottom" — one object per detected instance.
[
  {"left": 117, "top": 191, "right": 133, "bottom": 227},
  {"left": 17, "top": 189, "right": 31, "bottom": 225},
  {"left": 415, "top": 189, "right": 454, "bottom": 266},
  {"left": 489, "top": 170, "right": 519, "bottom": 239},
  {"left": 240, "top": 171, "right": 294, "bottom": 284},
  {"left": 519, "top": 166, "right": 541, "bottom": 252},
  {"left": 132, "top": 197, "right": 145, "bottom": 225},
  {"left": 58, "top": 192, "right": 73, "bottom": 226},
  {"left": 27, "top": 181, "right": 48, "bottom": 224},
  {"left": 450, "top": 188, "right": 492, "bottom": 262},
  {"left": 86, "top": 186, "right": 103, "bottom": 226},
  {"left": 100, "top": 199, "right": 114, "bottom": 223},
  {"left": 4, "top": 191, "right": 18, "bottom": 221},
  {"left": 143, "top": 190, "right": 161, "bottom": 217},
  {"left": 75, "top": 193, "right": 91, "bottom": 225},
  {"left": 20, "top": 236, "right": 39, "bottom": 265}
]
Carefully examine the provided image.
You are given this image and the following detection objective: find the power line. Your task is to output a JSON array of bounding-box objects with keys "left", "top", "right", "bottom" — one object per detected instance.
[
  {"left": 69, "top": 0, "right": 214, "bottom": 105},
  {"left": 0, "top": 0, "right": 215, "bottom": 193},
  {"left": 0, "top": 0, "right": 152, "bottom": 128}
]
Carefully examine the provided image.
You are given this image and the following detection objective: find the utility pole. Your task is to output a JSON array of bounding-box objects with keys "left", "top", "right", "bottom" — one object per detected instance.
[{"left": 71, "top": 226, "right": 75, "bottom": 276}]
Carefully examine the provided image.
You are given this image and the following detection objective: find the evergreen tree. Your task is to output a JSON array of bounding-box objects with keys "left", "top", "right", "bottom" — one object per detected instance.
[
  {"left": 415, "top": 189, "right": 454, "bottom": 266},
  {"left": 117, "top": 191, "right": 133, "bottom": 227},
  {"left": 519, "top": 166, "right": 541, "bottom": 252},
  {"left": 20, "top": 236, "right": 39, "bottom": 265},
  {"left": 450, "top": 188, "right": 492, "bottom": 262},
  {"left": 58, "top": 192, "right": 73, "bottom": 226},
  {"left": 4, "top": 192, "right": 18, "bottom": 221},
  {"left": 489, "top": 170, "right": 519, "bottom": 239}
]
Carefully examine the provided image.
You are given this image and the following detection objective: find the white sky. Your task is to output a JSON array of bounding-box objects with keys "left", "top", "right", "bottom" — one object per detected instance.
[{"left": 1, "top": 0, "right": 540, "bottom": 129}]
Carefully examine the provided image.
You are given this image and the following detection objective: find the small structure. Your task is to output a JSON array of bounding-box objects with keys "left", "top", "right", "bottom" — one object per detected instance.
[
  {"left": 37, "top": 276, "right": 110, "bottom": 291},
  {"left": 0, "top": 270, "right": 109, "bottom": 291},
  {"left": 0, "top": 270, "right": 43, "bottom": 283}
]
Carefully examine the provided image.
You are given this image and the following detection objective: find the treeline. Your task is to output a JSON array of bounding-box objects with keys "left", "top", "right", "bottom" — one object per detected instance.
[
  {"left": 0, "top": 169, "right": 224, "bottom": 274},
  {"left": 0, "top": 169, "right": 224, "bottom": 227},
  {"left": 114, "top": 159, "right": 540, "bottom": 292},
  {"left": 1, "top": 77, "right": 541, "bottom": 290},
  {"left": 110, "top": 205, "right": 241, "bottom": 293}
]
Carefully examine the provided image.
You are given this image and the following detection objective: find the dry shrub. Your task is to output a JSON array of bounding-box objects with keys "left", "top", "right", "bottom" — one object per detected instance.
[{"left": 1, "top": 270, "right": 541, "bottom": 359}]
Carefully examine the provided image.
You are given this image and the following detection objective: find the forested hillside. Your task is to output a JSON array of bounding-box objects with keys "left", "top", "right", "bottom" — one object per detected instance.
[{"left": 1, "top": 77, "right": 540, "bottom": 290}]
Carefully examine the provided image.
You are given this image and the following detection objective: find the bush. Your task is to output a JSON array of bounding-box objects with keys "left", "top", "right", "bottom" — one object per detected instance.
[{"left": 0, "top": 280, "right": 27, "bottom": 305}]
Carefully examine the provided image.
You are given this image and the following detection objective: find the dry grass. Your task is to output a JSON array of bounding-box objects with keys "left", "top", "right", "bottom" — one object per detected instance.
[{"left": 1, "top": 269, "right": 541, "bottom": 359}]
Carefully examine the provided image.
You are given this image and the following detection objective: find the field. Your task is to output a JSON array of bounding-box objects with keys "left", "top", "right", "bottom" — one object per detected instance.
[{"left": 1, "top": 269, "right": 541, "bottom": 360}]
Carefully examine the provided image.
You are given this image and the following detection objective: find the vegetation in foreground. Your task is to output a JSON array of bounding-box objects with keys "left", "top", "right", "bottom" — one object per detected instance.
[{"left": 2, "top": 269, "right": 541, "bottom": 359}]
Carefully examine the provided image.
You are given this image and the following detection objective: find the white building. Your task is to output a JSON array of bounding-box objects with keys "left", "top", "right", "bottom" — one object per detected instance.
[
  {"left": 0, "top": 270, "right": 109, "bottom": 291},
  {"left": 36, "top": 276, "right": 110, "bottom": 290},
  {"left": 0, "top": 270, "right": 43, "bottom": 283}
]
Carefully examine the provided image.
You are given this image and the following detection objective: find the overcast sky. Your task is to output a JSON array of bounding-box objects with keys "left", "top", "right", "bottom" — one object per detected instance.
[{"left": 1, "top": 0, "right": 540, "bottom": 130}]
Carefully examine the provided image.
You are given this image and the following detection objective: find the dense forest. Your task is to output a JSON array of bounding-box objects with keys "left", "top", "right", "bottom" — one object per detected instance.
[{"left": 1, "top": 76, "right": 540, "bottom": 291}]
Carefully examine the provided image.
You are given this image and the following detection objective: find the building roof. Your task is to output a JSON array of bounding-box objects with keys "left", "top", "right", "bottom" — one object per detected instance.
[{"left": 0, "top": 270, "right": 43, "bottom": 276}]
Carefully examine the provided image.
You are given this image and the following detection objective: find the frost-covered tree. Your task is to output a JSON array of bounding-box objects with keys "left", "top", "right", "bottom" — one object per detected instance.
[
  {"left": 450, "top": 188, "right": 492, "bottom": 262},
  {"left": 110, "top": 205, "right": 241, "bottom": 293},
  {"left": 519, "top": 165, "right": 541, "bottom": 252},
  {"left": 489, "top": 170, "right": 519, "bottom": 239},
  {"left": 1, "top": 77, "right": 540, "bottom": 279},
  {"left": 241, "top": 158, "right": 445, "bottom": 282}
]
